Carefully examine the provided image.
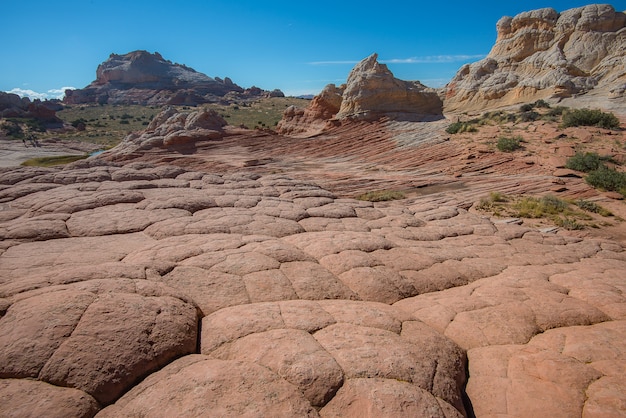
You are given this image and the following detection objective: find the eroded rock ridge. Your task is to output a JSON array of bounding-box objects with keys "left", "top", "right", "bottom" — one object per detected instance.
[
  {"left": 278, "top": 53, "right": 443, "bottom": 136},
  {"left": 444, "top": 4, "right": 626, "bottom": 112}
]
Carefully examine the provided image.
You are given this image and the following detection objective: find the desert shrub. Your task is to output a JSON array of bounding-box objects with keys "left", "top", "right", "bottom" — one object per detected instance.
[
  {"left": 555, "top": 217, "right": 585, "bottom": 230},
  {"left": 574, "top": 200, "right": 612, "bottom": 216},
  {"left": 119, "top": 120, "right": 130, "bottom": 125},
  {"left": 585, "top": 167, "right": 626, "bottom": 194},
  {"left": 513, "top": 195, "right": 568, "bottom": 218},
  {"left": 518, "top": 110, "right": 540, "bottom": 122},
  {"left": 482, "top": 111, "right": 516, "bottom": 124},
  {"left": 546, "top": 106, "right": 568, "bottom": 117},
  {"left": 489, "top": 191, "right": 507, "bottom": 202},
  {"left": 533, "top": 99, "right": 550, "bottom": 109},
  {"left": 561, "top": 108, "right": 620, "bottom": 129},
  {"left": 1, "top": 121, "right": 24, "bottom": 139},
  {"left": 520, "top": 103, "right": 534, "bottom": 112},
  {"left": 357, "top": 190, "right": 406, "bottom": 202},
  {"left": 446, "top": 122, "right": 477, "bottom": 134},
  {"left": 25, "top": 119, "right": 46, "bottom": 132},
  {"left": 565, "top": 152, "right": 602, "bottom": 172},
  {"left": 497, "top": 136, "right": 523, "bottom": 152}
]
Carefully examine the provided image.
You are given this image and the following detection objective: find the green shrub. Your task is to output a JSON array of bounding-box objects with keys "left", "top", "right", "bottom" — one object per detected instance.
[
  {"left": 1, "top": 121, "right": 24, "bottom": 139},
  {"left": 512, "top": 195, "right": 569, "bottom": 218},
  {"left": 565, "top": 152, "right": 602, "bottom": 172},
  {"left": 585, "top": 167, "right": 626, "bottom": 194},
  {"left": 561, "top": 108, "right": 620, "bottom": 129},
  {"left": 357, "top": 190, "right": 406, "bottom": 202},
  {"left": 546, "top": 106, "right": 568, "bottom": 117},
  {"left": 574, "top": 200, "right": 612, "bottom": 216},
  {"left": 446, "top": 122, "right": 477, "bottom": 134},
  {"left": 518, "top": 111, "right": 539, "bottom": 122},
  {"left": 533, "top": 99, "right": 550, "bottom": 109},
  {"left": 497, "top": 136, "right": 523, "bottom": 152},
  {"left": 520, "top": 103, "right": 534, "bottom": 112},
  {"left": 555, "top": 217, "right": 585, "bottom": 230}
]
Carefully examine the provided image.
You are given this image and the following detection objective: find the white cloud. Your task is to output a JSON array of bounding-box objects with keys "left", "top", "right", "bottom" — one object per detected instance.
[
  {"left": 383, "top": 55, "right": 486, "bottom": 64},
  {"left": 309, "top": 54, "right": 486, "bottom": 65},
  {"left": 6, "top": 86, "right": 76, "bottom": 100}
]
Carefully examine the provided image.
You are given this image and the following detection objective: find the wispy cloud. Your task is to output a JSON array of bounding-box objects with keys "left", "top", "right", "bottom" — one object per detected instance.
[
  {"left": 309, "top": 54, "right": 486, "bottom": 65},
  {"left": 6, "top": 87, "right": 76, "bottom": 100}
]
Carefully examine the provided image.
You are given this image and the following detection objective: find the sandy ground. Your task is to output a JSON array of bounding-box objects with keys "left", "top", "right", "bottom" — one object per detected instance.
[{"left": 0, "top": 139, "right": 101, "bottom": 168}]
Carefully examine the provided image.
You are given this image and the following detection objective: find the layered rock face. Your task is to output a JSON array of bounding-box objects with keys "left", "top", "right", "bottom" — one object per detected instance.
[
  {"left": 64, "top": 50, "right": 283, "bottom": 106},
  {"left": 278, "top": 53, "right": 443, "bottom": 136},
  {"left": 444, "top": 4, "right": 626, "bottom": 112}
]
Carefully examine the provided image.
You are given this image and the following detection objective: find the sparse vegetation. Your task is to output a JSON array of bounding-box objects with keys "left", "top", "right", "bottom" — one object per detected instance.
[
  {"left": 496, "top": 136, "right": 523, "bottom": 152},
  {"left": 585, "top": 166, "right": 626, "bottom": 196},
  {"left": 357, "top": 190, "right": 406, "bottom": 202},
  {"left": 565, "top": 152, "right": 603, "bottom": 172},
  {"left": 446, "top": 121, "right": 478, "bottom": 134},
  {"left": 574, "top": 199, "right": 613, "bottom": 217},
  {"left": 475, "top": 192, "right": 615, "bottom": 230},
  {"left": 561, "top": 108, "right": 620, "bottom": 130}
]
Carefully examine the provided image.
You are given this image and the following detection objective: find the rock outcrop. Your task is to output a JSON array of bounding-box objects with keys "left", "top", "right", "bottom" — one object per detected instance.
[
  {"left": 0, "top": 92, "right": 62, "bottom": 126},
  {"left": 64, "top": 50, "right": 283, "bottom": 106},
  {"left": 278, "top": 53, "right": 443, "bottom": 137},
  {"left": 336, "top": 53, "right": 443, "bottom": 120},
  {"left": 101, "top": 106, "right": 228, "bottom": 160},
  {"left": 444, "top": 4, "right": 626, "bottom": 112}
]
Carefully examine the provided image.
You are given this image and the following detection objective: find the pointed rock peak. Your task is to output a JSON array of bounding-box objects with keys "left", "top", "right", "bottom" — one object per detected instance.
[{"left": 346, "top": 53, "right": 393, "bottom": 82}]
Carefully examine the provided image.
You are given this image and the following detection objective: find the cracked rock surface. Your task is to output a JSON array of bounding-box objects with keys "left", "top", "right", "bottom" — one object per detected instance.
[{"left": 1, "top": 161, "right": 625, "bottom": 417}]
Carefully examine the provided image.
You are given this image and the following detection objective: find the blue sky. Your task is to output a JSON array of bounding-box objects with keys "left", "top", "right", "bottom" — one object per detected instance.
[{"left": 2, "top": 1, "right": 624, "bottom": 99}]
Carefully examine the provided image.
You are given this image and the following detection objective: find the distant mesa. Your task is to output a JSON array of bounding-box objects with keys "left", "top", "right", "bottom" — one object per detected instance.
[
  {"left": 278, "top": 53, "right": 443, "bottom": 136},
  {"left": 64, "top": 50, "right": 284, "bottom": 106},
  {"left": 444, "top": 4, "right": 626, "bottom": 112}
]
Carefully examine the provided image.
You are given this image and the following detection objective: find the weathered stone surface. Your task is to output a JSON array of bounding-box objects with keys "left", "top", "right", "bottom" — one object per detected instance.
[
  {"left": 319, "top": 378, "right": 462, "bottom": 418},
  {"left": 466, "top": 320, "right": 626, "bottom": 417},
  {"left": 0, "top": 379, "right": 99, "bottom": 418},
  {"left": 211, "top": 328, "right": 344, "bottom": 407},
  {"left": 96, "top": 356, "right": 318, "bottom": 417},
  {"left": 444, "top": 4, "right": 626, "bottom": 112},
  {"left": 336, "top": 53, "right": 444, "bottom": 121},
  {"left": 2, "top": 115, "right": 626, "bottom": 417}
]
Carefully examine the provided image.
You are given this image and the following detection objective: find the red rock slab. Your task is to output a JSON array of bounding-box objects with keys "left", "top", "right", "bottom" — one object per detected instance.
[
  {"left": 467, "top": 321, "right": 626, "bottom": 417},
  {"left": 38, "top": 292, "right": 197, "bottom": 405},
  {"left": 160, "top": 266, "right": 250, "bottom": 315},
  {"left": 313, "top": 322, "right": 465, "bottom": 412},
  {"left": 319, "top": 378, "right": 462, "bottom": 418},
  {"left": 66, "top": 205, "right": 189, "bottom": 237},
  {"left": 96, "top": 356, "right": 319, "bottom": 417},
  {"left": 211, "top": 328, "right": 344, "bottom": 407},
  {"left": 279, "top": 261, "right": 358, "bottom": 300},
  {"left": 0, "top": 378, "right": 99, "bottom": 418},
  {"left": 0, "top": 290, "right": 96, "bottom": 378},
  {"left": 0, "top": 232, "right": 154, "bottom": 286},
  {"left": 282, "top": 230, "right": 394, "bottom": 259}
]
